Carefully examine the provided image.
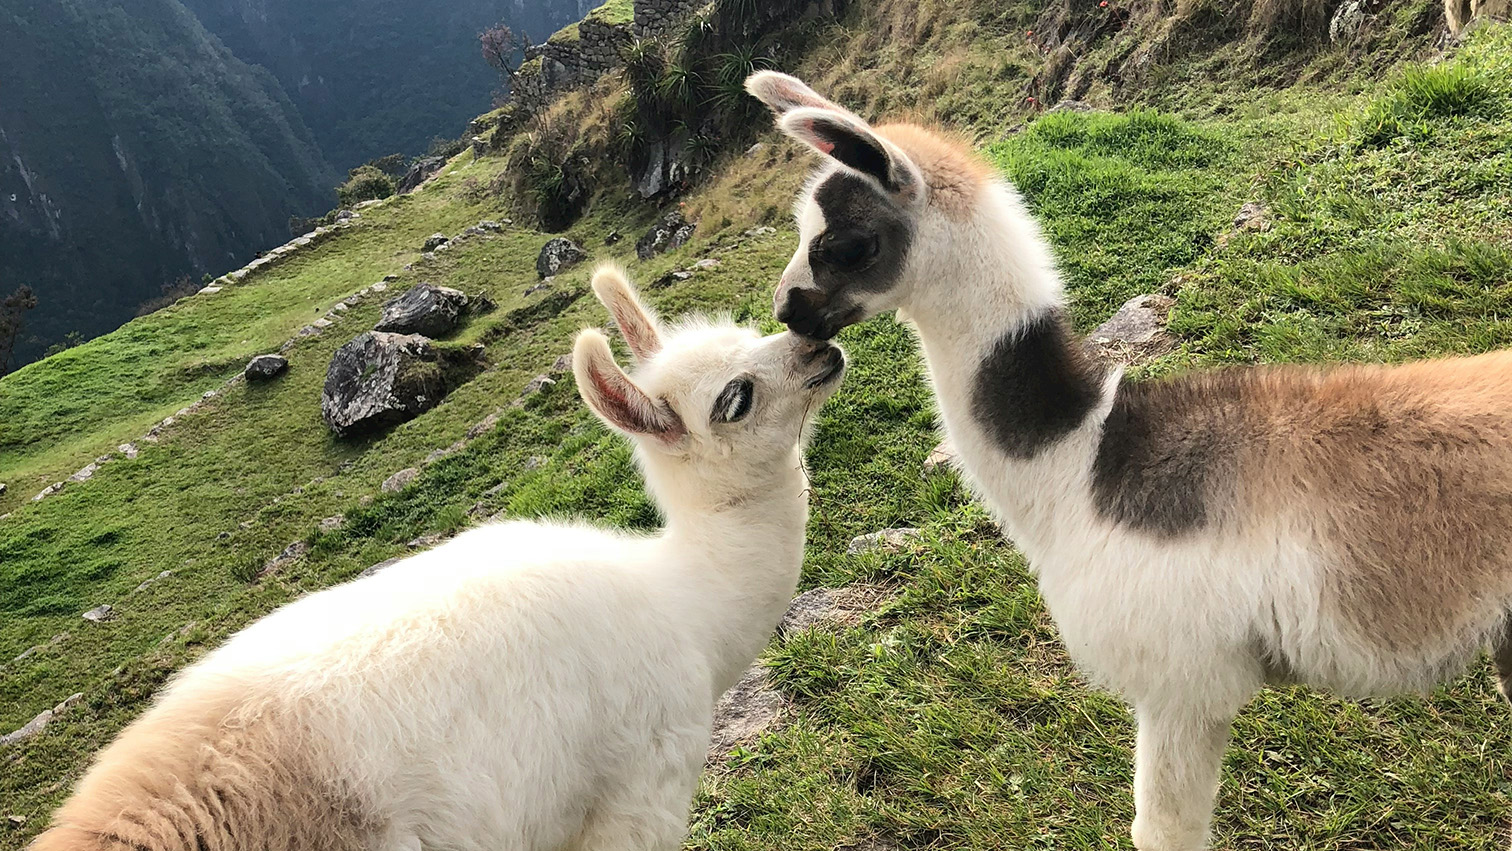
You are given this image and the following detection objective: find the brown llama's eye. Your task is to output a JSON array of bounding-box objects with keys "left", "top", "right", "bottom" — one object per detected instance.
[
  {"left": 818, "top": 230, "right": 879, "bottom": 271},
  {"left": 712, "top": 378, "right": 754, "bottom": 424}
]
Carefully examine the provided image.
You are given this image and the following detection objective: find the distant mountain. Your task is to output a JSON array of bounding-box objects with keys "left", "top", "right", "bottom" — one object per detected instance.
[
  {"left": 181, "top": 0, "right": 596, "bottom": 169},
  {"left": 0, "top": 0, "right": 595, "bottom": 368},
  {"left": 0, "top": 0, "right": 337, "bottom": 367}
]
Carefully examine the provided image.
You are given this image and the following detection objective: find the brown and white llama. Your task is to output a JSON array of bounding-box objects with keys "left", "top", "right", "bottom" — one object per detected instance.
[
  {"left": 1447, "top": 0, "right": 1510, "bottom": 34},
  {"left": 746, "top": 70, "right": 1512, "bottom": 850}
]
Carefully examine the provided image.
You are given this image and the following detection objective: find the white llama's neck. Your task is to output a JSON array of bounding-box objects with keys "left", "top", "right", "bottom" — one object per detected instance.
[{"left": 648, "top": 451, "right": 810, "bottom": 695}]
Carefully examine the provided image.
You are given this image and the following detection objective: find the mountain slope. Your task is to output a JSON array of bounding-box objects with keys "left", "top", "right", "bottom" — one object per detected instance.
[
  {"left": 0, "top": 0, "right": 337, "bottom": 368},
  {"left": 181, "top": 0, "right": 596, "bottom": 168},
  {"left": 4, "top": 2, "right": 1512, "bottom": 849}
]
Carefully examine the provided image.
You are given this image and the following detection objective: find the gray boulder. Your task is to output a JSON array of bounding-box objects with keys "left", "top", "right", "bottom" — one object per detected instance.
[
  {"left": 536, "top": 237, "right": 588, "bottom": 279},
  {"left": 375, "top": 283, "right": 469, "bottom": 337},
  {"left": 422, "top": 233, "right": 450, "bottom": 253},
  {"left": 322, "top": 332, "right": 447, "bottom": 436},
  {"left": 397, "top": 157, "right": 445, "bottom": 194},
  {"left": 244, "top": 354, "right": 288, "bottom": 381},
  {"left": 636, "top": 210, "right": 696, "bottom": 260}
]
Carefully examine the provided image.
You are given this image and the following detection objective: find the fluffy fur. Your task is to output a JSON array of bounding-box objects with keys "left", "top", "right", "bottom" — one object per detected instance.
[
  {"left": 750, "top": 70, "right": 1512, "bottom": 850},
  {"left": 1447, "top": 0, "right": 1511, "bottom": 33},
  {"left": 31, "top": 265, "right": 846, "bottom": 851}
]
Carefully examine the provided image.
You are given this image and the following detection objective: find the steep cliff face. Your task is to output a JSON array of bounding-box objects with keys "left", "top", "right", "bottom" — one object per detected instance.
[
  {"left": 181, "top": 0, "right": 596, "bottom": 169},
  {"left": 0, "top": 0, "right": 336, "bottom": 366}
]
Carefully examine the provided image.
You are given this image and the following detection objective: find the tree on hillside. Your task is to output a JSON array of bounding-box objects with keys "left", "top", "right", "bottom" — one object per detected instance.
[
  {"left": 0, "top": 285, "right": 39, "bottom": 377},
  {"left": 480, "top": 22, "right": 531, "bottom": 90}
]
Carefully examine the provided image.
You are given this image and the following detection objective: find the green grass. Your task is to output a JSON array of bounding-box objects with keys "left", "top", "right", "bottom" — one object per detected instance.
[{"left": 4, "top": 14, "right": 1512, "bottom": 851}]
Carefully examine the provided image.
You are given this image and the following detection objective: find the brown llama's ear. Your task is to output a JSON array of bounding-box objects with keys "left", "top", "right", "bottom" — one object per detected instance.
[
  {"left": 778, "top": 107, "right": 921, "bottom": 197},
  {"left": 744, "top": 71, "right": 846, "bottom": 116},
  {"left": 591, "top": 263, "right": 662, "bottom": 361},
  {"left": 573, "top": 330, "right": 685, "bottom": 445}
]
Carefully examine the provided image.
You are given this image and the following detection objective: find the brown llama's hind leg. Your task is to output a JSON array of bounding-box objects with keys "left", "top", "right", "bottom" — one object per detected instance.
[
  {"left": 1492, "top": 620, "right": 1512, "bottom": 706},
  {"left": 1448, "top": 0, "right": 1474, "bottom": 32}
]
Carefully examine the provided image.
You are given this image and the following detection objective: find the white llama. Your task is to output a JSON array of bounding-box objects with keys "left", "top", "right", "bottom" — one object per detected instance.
[
  {"left": 747, "top": 70, "right": 1512, "bottom": 850},
  {"left": 29, "top": 264, "right": 847, "bottom": 851}
]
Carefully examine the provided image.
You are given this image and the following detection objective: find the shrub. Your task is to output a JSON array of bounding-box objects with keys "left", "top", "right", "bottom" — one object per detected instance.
[
  {"left": 336, "top": 165, "right": 396, "bottom": 207},
  {"left": 1358, "top": 63, "right": 1502, "bottom": 147}
]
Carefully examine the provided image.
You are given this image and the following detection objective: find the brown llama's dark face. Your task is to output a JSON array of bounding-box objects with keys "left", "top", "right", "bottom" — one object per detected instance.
[{"left": 775, "top": 170, "right": 915, "bottom": 341}]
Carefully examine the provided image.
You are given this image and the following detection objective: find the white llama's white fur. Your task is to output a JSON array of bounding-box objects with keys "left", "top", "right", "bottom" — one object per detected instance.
[{"left": 32, "top": 265, "right": 846, "bottom": 851}]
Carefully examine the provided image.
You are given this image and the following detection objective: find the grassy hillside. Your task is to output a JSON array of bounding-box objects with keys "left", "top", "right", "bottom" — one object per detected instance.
[{"left": 4, "top": 2, "right": 1512, "bottom": 849}]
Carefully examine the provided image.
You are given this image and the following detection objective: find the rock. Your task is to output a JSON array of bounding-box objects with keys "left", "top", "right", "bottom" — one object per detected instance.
[
  {"left": 1232, "top": 201, "right": 1271, "bottom": 232},
  {"left": 13, "top": 633, "right": 68, "bottom": 663},
  {"left": 318, "top": 515, "right": 346, "bottom": 533},
  {"left": 357, "top": 557, "right": 403, "bottom": 579},
  {"left": 33, "top": 482, "right": 64, "bottom": 502},
  {"left": 691, "top": 258, "right": 721, "bottom": 270},
  {"left": 520, "top": 375, "right": 555, "bottom": 397},
  {"left": 421, "top": 233, "right": 450, "bottom": 253},
  {"left": 471, "top": 135, "right": 488, "bottom": 158},
  {"left": 1050, "top": 99, "right": 1094, "bottom": 112},
  {"left": 523, "top": 455, "right": 546, "bottom": 471},
  {"left": 82, "top": 604, "right": 115, "bottom": 623},
  {"left": 743, "top": 225, "right": 776, "bottom": 238},
  {"left": 397, "top": 156, "right": 445, "bottom": 194},
  {"left": 244, "top": 354, "right": 288, "bottom": 381},
  {"left": 375, "top": 283, "right": 469, "bottom": 337},
  {"left": 745, "top": 142, "right": 768, "bottom": 157},
  {"left": 334, "top": 209, "right": 357, "bottom": 222},
  {"left": 548, "top": 354, "right": 572, "bottom": 375},
  {"left": 923, "top": 441, "right": 957, "bottom": 475},
  {"left": 260, "top": 540, "right": 309, "bottom": 577},
  {"left": 636, "top": 210, "right": 696, "bottom": 260},
  {"left": 779, "top": 585, "right": 889, "bottom": 636},
  {"left": 477, "top": 220, "right": 505, "bottom": 232},
  {"left": 603, "top": 231, "right": 622, "bottom": 245},
  {"left": 0, "top": 483, "right": 6, "bottom": 496},
  {"left": 406, "top": 533, "right": 447, "bottom": 550},
  {"left": 118, "top": 443, "right": 139, "bottom": 460},
  {"left": 322, "top": 332, "right": 448, "bottom": 436},
  {"left": 707, "top": 667, "right": 784, "bottom": 764},
  {"left": 525, "top": 281, "right": 553, "bottom": 297},
  {"left": 467, "top": 293, "right": 497, "bottom": 316},
  {"left": 134, "top": 570, "right": 173, "bottom": 593},
  {"left": 7, "top": 814, "right": 25, "bottom": 828},
  {"left": 846, "top": 528, "right": 921, "bottom": 555},
  {"left": 536, "top": 237, "right": 588, "bottom": 279},
  {"left": 381, "top": 468, "right": 421, "bottom": 493},
  {"left": 0, "top": 693, "right": 83, "bottom": 747},
  {"left": 199, "top": 286, "right": 223, "bottom": 295},
  {"left": 1329, "top": 0, "right": 1368, "bottom": 42},
  {"left": 1086, "top": 293, "right": 1176, "bottom": 365}
]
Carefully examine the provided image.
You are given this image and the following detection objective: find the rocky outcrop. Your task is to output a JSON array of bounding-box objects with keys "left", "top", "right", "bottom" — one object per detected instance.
[
  {"left": 397, "top": 156, "right": 446, "bottom": 194},
  {"left": 847, "top": 528, "right": 921, "bottom": 555},
  {"left": 1085, "top": 293, "right": 1176, "bottom": 365},
  {"left": 0, "top": 692, "right": 83, "bottom": 747},
  {"left": 422, "top": 233, "right": 450, "bottom": 253},
  {"left": 322, "top": 332, "right": 448, "bottom": 436},
  {"left": 636, "top": 210, "right": 697, "bottom": 259},
  {"left": 244, "top": 354, "right": 288, "bottom": 381},
  {"left": 536, "top": 237, "right": 588, "bottom": 278},
  {"left": 634, "top": 0, "right": 707, "bottom": 39},
  {"left": 375, "top": 283, "right": 469, "bottom": 337}
]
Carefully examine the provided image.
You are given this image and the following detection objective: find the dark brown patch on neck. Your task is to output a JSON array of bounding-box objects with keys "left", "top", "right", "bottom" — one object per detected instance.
[{"left": 970, "top": 311, "right": 1104, "bottom": 459}]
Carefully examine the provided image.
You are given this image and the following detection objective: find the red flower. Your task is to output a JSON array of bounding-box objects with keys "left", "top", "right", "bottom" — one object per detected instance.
[
  {"left": 1026, "top": 29, "right": 1034, "bottom": 36},
  {"left": 1100, "top": 1, "right": 1108, "bottom": 6}
]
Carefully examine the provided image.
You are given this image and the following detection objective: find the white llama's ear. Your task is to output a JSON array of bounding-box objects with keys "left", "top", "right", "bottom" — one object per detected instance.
[
  {"left": 573, "top": 330, "right": 685, "bottom": 444},
  {"left": 778, "top": 107, "right": 920, "bottom": 197},
  {"left": 744, "top": 71, "right": 845, "bottom": 116},
  {"left": 591, "top": 263, "right": 662, "bottom": 361}
]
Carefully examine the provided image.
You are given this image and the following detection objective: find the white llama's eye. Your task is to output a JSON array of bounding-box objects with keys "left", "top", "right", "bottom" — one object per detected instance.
[{"left": 713, "top": 378, "right": 754, "bottom": 423}]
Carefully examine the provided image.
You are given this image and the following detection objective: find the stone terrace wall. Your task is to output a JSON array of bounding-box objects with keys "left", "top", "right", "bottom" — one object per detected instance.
[{"left": 634, "top": 0, "right": 708, "bottom": 40}]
